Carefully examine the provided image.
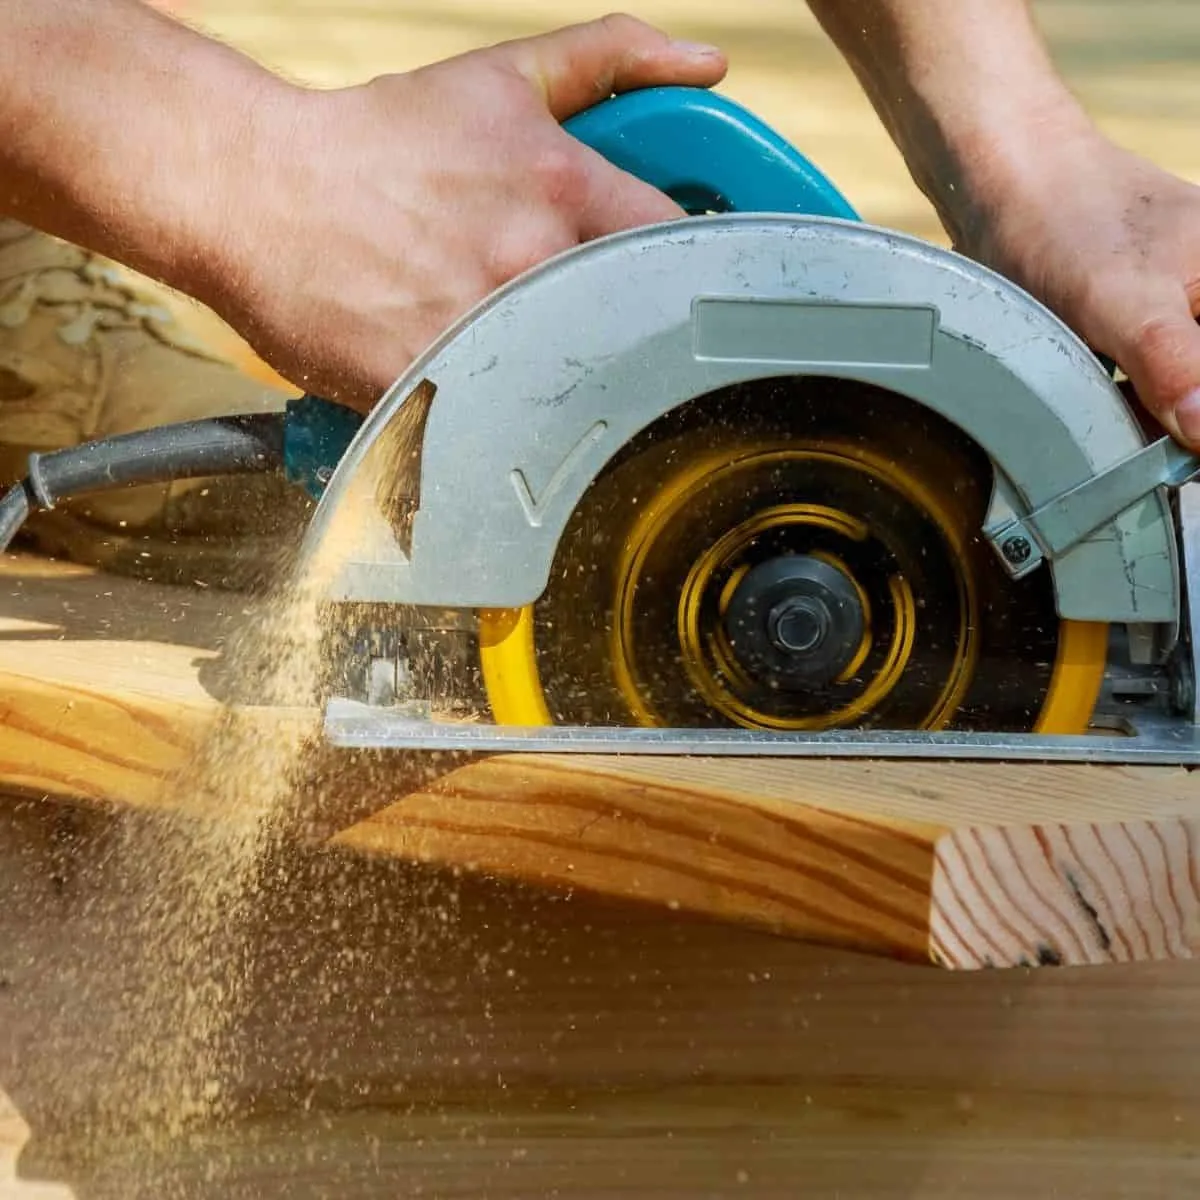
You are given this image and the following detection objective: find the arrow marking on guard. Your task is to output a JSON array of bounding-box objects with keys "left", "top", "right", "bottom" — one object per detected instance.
[{"left": 510, "top": 420, "right": 609, "bottom": 527}]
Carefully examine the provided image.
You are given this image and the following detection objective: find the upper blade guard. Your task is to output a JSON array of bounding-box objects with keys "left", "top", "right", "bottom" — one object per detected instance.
[{"left": 297, "top": 213, "right": 1179, "bottom": 632}]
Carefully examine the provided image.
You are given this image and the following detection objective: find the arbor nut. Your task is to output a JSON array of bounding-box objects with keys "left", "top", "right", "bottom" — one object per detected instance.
[
  {"left": 768, "top": 596, "right": 830, "bottom": 654},
  {"left": 724, "top": 554, "right": 865, "bottom": 689}
]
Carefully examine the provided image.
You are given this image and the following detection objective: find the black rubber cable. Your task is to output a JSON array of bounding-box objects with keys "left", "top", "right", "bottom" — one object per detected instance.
[{"left": 0, "top": 412, "right": 287, "bottom": 553}]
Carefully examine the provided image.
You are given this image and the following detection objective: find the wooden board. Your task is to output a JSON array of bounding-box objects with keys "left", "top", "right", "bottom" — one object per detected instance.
[
  {"left": 0, "top": 551, "right": 1197, "bottom": 975},
  {"left": 5, "top": 793, "right": 1200, "bottom": 1199},
  {"left": 3, "top": 4, "right": 1197, "bottom": 1195}
]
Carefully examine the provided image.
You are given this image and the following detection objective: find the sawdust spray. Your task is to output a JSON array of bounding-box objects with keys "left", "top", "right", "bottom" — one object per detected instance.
[
  {"left": 66, "top": 384, "right": 469, "bottom": 1190},
  {"left": 64, "top": 552, "right": 329, "bottom": 1157}
]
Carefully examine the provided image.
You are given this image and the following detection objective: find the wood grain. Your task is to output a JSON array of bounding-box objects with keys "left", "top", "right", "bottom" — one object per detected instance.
[
  {"left": 334, "top": 754, "right": 1200, "bottom": 969},
  {"left": 7, "top": 795, "right": 1200, "bottom": 1199},
  {"left": 1, "top": 551, "right": 1198, "bottom": 974}
]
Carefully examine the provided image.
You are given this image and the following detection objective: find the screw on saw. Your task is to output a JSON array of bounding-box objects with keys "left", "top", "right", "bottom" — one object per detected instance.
[{"left": 1001, "top": 535, "right": 1033, "bottom": 567}]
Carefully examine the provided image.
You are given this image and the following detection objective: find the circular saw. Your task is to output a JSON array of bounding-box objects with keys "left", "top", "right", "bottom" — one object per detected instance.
[
  {"left": 296, "top": 87, "right": 1197, "bottom": 764},
  {"left": 0, "top": 86, "right": 1192, "bottom": 764},
  {"left": 487, "top": 377, "right": 1102, "bottom": 739}
]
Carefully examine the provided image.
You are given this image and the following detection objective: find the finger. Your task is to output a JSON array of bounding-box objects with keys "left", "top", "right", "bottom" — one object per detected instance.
[
  {"left": 503, "top": 13, "right": 727, "bottom": 120},
  {"left": 1099, "top": 288, "right": 1200, "bottom": 450},
  {"left": 573, "top": 145, "right": 686, "bottom": 239}
]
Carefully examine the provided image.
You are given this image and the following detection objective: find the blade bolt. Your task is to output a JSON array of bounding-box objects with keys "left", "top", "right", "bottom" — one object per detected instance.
[
  {"left": 724, "top": 554, "right": 864, "bottom": 689},
  {"left": 768, "top": 597, "right": 829, "bottom": 654},
  {"left": 1002, "top": 535, "right": 1033, "bottom": 566}
]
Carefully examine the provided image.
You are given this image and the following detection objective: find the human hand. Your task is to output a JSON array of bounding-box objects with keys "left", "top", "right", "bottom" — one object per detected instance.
[
  {"left": 949, "top": 118, "right": 1200, "bottom": 451},
  {"left": 802, "top": 0, "right": 1200, "bottom": 452},
  {"left": 199, "top": 15, "right": 726, "bottom": 412}
]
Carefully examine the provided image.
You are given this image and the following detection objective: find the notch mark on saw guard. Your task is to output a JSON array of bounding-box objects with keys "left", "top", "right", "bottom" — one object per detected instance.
[{"left": 510, "top": 419, "right": 609, "bottom": 528}]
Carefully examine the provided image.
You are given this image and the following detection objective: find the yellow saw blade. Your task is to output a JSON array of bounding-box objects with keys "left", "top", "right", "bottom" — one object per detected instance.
[{"left": 479, "top": 377, "right": 1107, "bottom": 736}]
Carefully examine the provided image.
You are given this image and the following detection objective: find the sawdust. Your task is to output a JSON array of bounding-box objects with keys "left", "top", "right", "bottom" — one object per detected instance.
[
  {"left": 75, "top": 554, "right": 325, "bottom": 1141},
  {"left": 58, "top": 397, "right": 454, "bottom": 1192}
]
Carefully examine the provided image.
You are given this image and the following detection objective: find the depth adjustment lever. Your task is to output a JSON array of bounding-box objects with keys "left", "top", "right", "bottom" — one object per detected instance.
[{"left": 985, "top": 435, "right": 1200, "bottom": 578}]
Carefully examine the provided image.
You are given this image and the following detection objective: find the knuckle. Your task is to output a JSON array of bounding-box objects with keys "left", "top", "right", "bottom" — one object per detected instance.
[
  {"left": 597, "top": 12, "right": 652, "bottom": 37},
  {"left": 595, "top": 11, "right": 662, "bottom": 49},
  {"left": 1133, "top": 312, "right": 1182, "bottom": 357},
  {"left": 1123, "top": 310, "right": 1200, "bottom": 406},
  {"left": 489, "top": 224, "right": 573, "bottom": 282},
  {"left": 1131, "top": 309, "right": 1188, "bottom": 366},
  {"left": 532, "top": 144, "right": 589, "bottom": 208}
]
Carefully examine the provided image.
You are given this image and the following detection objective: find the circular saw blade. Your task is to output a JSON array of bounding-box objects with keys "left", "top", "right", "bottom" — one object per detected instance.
[{"left": 479, "top": 377, "right": 1107, "bottom": 736}]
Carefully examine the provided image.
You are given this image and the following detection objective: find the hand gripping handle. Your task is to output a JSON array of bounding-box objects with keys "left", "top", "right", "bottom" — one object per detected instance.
[{"left": 285, "top": 86, "right": 856, "bottom": 497}]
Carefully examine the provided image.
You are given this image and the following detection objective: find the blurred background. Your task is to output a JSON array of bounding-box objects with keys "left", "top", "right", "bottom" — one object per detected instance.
[
  {"left": 176, "top": 0, "right": 1200, "bottom": 240},
  {"left": 156, "top": 0, "right": 1200, "bottom": 360}
]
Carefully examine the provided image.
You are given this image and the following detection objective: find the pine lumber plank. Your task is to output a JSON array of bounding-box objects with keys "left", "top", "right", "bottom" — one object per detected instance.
[
  {"left": 0, "top": 554, "right": 310, "bottom": 809},
  {"left": 5, "top": 795, "right": 1200, "bottom": 1199},
  {"left": 1, "top": 551, "right": 1198, "bottom": 972},
  {"left": 333, "top": 753, "right": 1200, "bottom": 968}
]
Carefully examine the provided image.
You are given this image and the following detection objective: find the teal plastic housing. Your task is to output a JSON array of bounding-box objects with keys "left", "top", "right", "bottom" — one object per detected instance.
[
  {"left": 562, "top": 86, "right": 857, "bottom": 219},
  {"left": 283, "top": 85, "right": 858, "bottom": 499}
]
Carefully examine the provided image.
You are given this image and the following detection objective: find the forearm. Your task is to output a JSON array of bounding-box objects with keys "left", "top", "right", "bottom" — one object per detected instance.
[
  {"left": 804, "top": 0, "right": 1091, "bottom": 243},
  {"left": 0, "top": 0, "right": 287, "bottom": 300}
]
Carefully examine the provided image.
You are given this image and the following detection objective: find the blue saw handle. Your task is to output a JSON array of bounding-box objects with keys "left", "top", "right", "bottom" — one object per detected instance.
[
  {"left": 563, "top": 86, "right": 857, "bottom": 220},
  {"left": 284, "top": 86, "right": 857, "bottom": 499}
]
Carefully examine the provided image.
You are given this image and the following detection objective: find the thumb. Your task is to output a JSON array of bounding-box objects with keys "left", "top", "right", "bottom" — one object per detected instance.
[
  {"left": 1108, "top": 293, "right": 1200, "bottom": 451},
  {"left": 503, "top": 13, "right": 727, "bottom": 121}
]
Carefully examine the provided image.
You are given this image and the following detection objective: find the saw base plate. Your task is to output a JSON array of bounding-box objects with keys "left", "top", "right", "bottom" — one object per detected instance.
[{"left": 323, "top": 699, "right": 1199, "bottom": 765}]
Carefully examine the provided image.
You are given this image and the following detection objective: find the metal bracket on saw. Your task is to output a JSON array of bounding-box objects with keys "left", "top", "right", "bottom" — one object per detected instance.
[
  {"left": 984, "top": 435, "right": 1200, "bottom": 579},
  {"left": 1179, "top": 481, "right": 1200, "bottom": 725}
]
